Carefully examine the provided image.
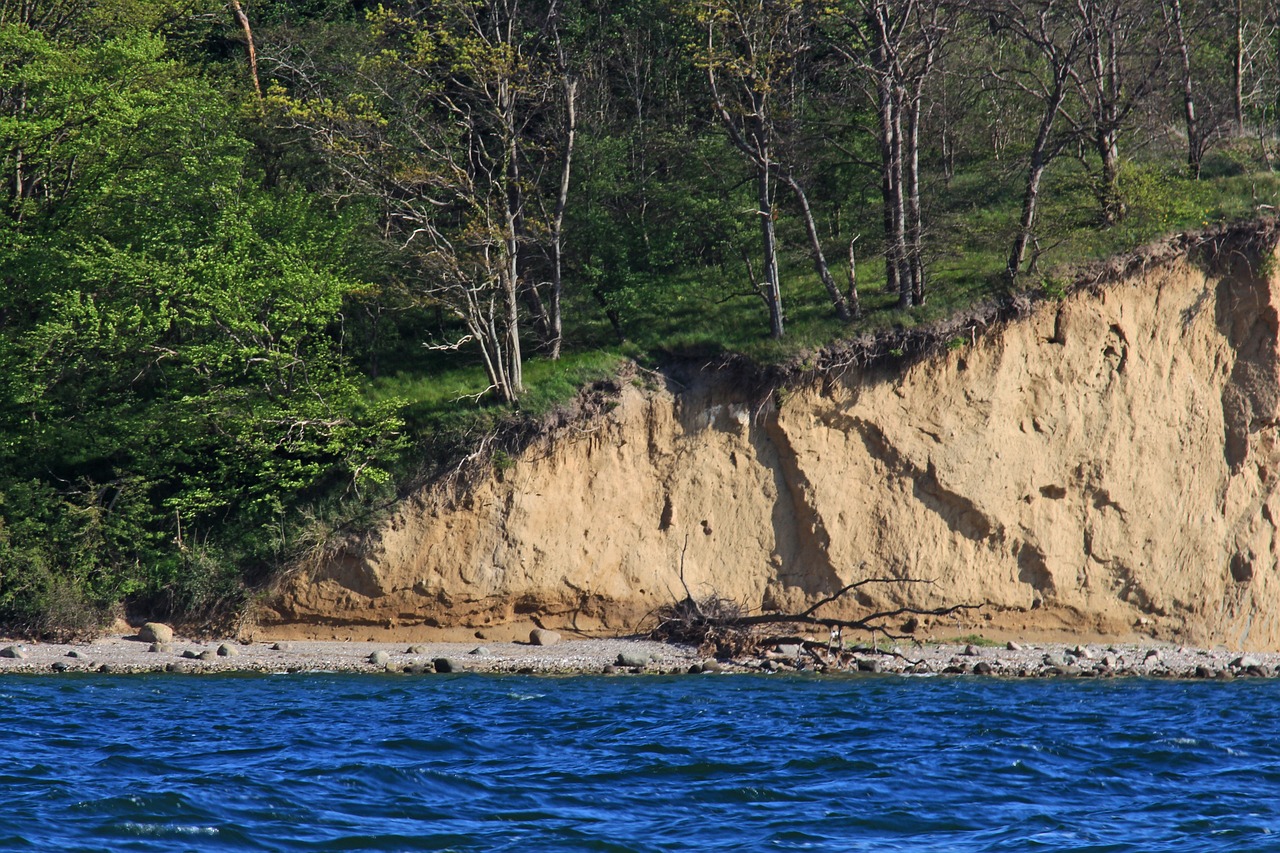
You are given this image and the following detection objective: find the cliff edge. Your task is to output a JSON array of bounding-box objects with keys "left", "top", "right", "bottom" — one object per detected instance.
[{"left": 259, "top": 223, "right": 1280, "bottom": 651}]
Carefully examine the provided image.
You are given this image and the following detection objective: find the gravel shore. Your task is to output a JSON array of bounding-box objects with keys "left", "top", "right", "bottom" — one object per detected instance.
[{"left": 1, "top": 632, "right": 1279, "bottom": 679}]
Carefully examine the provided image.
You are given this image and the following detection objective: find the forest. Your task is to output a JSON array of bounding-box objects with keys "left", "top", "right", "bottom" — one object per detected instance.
[{"left": 3, "top": 0, "right": 1280, "bottom": 636}]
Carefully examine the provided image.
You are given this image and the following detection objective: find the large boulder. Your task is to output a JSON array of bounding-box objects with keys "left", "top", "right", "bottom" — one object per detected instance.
[
  {"left": 530, "top": 629, "right": 562, "bottom": 647},
  {"left": 138, "top": 623, "right": 174, "bottom": 644}
]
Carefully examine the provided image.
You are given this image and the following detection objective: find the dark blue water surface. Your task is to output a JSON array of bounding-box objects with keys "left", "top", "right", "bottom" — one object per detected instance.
[{"left": 2, "top": 674, "right": 1279, "bottom": 852}]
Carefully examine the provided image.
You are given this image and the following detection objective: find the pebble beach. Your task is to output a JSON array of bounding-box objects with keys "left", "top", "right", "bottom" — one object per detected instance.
[{"left": 1, "top": 629, "right": 1279, "bottom": 679}]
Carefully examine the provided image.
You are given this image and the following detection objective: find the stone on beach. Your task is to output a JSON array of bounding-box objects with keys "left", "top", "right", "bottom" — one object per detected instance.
[
  {"left": 0, "top": 645, "right": 27, "bottom": 659},
  {"left": 138, "top": 623, "right": 174, "bottom": 644},
  {"left": 530, "top": 629, "right": 562, "bottom": 647},
  {"left": 216, "top": 643, "right": 239, "bottom": 657},
  {"left": 432, "top": 657, "right": 465, "bottom": 673},
  {"left": 616, "top": 651, "right": 650, "bottom": 668},
  {"left": 369, "top": 650, "right": 390, "bottom": 666}
]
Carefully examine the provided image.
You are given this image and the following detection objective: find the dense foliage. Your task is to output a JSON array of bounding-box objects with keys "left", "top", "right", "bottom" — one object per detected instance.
[{"left": 2, "top": 0, "right": 1280, "bottom": 634}]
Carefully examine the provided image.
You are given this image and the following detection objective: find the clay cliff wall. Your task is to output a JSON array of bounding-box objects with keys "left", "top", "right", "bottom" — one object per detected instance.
[{"left": 260, "top": 232, "right": 1280, "bottom": 650}]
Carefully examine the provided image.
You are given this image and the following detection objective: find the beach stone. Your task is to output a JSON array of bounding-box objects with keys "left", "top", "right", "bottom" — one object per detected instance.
[
  {"left": 50, "top": 662, "right": 68, "bottom": 673},
  {"left": 1144, "top": 649, "right": 1162, "bottom": 663},
  {"left": 1101, "top": 655, "right": 1119, "bottom": 670},
  {"left": 469, "top": 646, "right": 491, "bottom": 656},
  {"left": 384, "top": 662, "right": 402, "bottom": 673},
  {"left": 530, "top": 629, "right": 562, "bottom": 647},
  {"left": 616, "top": 651, "right": 650, "bottom": 668},
  {"left": 687, "top": 664, "right": 703, "bottom": 674},
  {"left": 776, "top": 643, "right": 803, "bottom": 657},
  {"left": 98, "top": 664, "right": 114, "bottom": 673},
  {"left": 856, "top": 657, "right": 883, "bottom": 673},
  {"left": 138, "top": 623, "right": 174, "bottom": 644},
  {"left": 432, "top": 657, "right": 465, "bottom": 673},
  {"left": 148, "top": 642, "right": 171, "bottom": 654},
  {"left": 181, "top": 649, "right": 201, "bottom": 659},
  {"left": 1231, "top": 655, "right": 1262, "bottom": 670},
  {"left": 216, "top": 643, "right": 238, "bottom": 657},
  {"left": 1006, "top": 641, "right": 1024, "bottom": 651},
  {"left": 404, "top": 663, "right": 428, "bottom": 674},
  {"left": 369, "top": 650, "right": 390, "bottom": 666},
  {"left": 761, "top": 660, "right": 779, "bottom": 672},
  {"left": 198, "top": 650, "right": 217, "bottom": 661},
  {"left": 700, "top": 659, "right": 722, "bottom": 673},
  {"left": 0, "top": 645, "right": 27, "bottom": 659},
  {"left": 66, "top": 650, "right": 85, "bottom": 659},
  {"left": 1071, "top": 645, "right": 1094, "bottom": 660},
  {"left": 407, "top": 644, "right": 429, "bottom": 655},
  {"left": 962, "top": 644, "right": 980, "bottom": 656},
  {"left": 973, "top": 661, "right": 994, "bottom": 675},
  {"left": 271, "top": 642, "right": 293, "bottom": 651},
  {"left": 1195, "top": 665, "right": 1215, "bottom": 678},
  {"left": 602, "top": 665, "right": 618, "bottom": 675},
  {"left": 1042, "top": 653, "right": 1068, "bottom": 667}
]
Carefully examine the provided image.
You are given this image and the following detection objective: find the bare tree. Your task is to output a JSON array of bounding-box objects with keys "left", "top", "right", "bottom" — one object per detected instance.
[
  {"left": 826, "top": 0, "right": 949, "bottom": 308},
  {"left": 1059, "top": 0, "right": 1167, "bottom": 225},
  {"left": 690, "top": 0, "right": 854, "bottom": 339},
  {"left": 265, "top": 0, "right": 576, "bottom": 400},
  {"left": 985, "top": 0, "right": 1087, "bottom": 281}
]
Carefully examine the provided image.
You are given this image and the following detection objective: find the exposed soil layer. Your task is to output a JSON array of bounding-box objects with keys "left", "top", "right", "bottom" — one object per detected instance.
[{"left": 260, "top": 221, "right": 1280, "bottom": 651}]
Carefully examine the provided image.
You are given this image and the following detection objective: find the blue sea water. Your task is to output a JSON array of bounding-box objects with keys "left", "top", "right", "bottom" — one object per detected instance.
[{"left": 1, "top": 674, "right": 1278, "bottom": 852}]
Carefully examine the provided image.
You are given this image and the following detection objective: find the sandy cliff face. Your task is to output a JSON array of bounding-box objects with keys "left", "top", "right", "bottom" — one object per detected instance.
[{"left": 261, "top": 238, "right": 1280, "bottom": 650}]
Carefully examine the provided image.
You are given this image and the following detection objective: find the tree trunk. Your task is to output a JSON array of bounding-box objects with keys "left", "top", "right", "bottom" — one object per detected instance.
[
  {"left": 228, "top": 0, "right": 263, "bottom": 107},
  {"left": 548, "top": 71, "right": 577, "bottom": 360},
  {"left": 1234, "top": 0, "right": 1246, "bottom": 134},
  {"left": 1097, "top": 129, "right": 1122, "bottom": 225},
  {"left": 780, "top": 171, "right": 851, "bottom": 322},
  {"left": 906, "top": 90, "right": 925, "bottom": 306},
  {"left": 758, "top": 164, "right": 784, "bottom": 339},
  {"left": 1009, "top": 76, "right": 1068, "bottom": 282},
  {"left": 1167, "top": 0, "right": 1202, "bottom": 177},
  {"left": 876, "top": 53, "right": 900, "bottom": 298},
  {"left": 847, "top": 235, "right": 861, "bottom": 319},
  {"left": 890, "top": 88, "right": 911, "bottom": 310}
]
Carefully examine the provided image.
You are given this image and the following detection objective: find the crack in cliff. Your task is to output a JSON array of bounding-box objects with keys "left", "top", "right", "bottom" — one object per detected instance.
[
  {"left": 756, "top": 410, "right": 846, "bottom": 604},
  {"left": 851, "top": 418, "right": 1005, "bottom": 545}
]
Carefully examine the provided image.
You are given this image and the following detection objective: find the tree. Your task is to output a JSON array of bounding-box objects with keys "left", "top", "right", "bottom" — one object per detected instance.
[
  {"left": 685, "top": 0, "right": 854, "bottom": 339},
  {"left": 825, "top": 0, "right": 949, "bottom": 308},
  {"left": 985, "top": 0, "right": 1088, "bottom": 280},
  {"left": 1060, "top": 0, "right": 1166, "bottom": 224},
  {"left": 268, "top": 0, "right": 577, "bottom": 400},
  {"left": 0, "top": 12, "right": 401, "bottom": 633}
]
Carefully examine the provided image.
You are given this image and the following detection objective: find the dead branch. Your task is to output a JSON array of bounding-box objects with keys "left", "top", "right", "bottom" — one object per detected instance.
[{"left": 651, "top": 571, "right": 981, "bottom": 660}]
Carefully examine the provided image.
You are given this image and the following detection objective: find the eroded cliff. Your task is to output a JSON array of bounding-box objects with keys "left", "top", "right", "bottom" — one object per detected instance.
[{"left": 260, "top": 227, "right": 1280, "bottom": 650}]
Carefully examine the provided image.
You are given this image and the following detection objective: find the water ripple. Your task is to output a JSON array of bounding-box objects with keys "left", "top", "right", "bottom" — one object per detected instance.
[{"left": 3, "top": 675, "right": 1280, "bottom": 850}]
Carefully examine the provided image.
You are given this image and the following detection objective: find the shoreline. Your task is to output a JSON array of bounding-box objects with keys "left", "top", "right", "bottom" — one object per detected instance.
[{"left": 1, "top": 634, "right": 1278, "bottom": 679}]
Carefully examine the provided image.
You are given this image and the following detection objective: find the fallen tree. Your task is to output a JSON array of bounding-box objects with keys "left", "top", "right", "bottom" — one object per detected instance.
[{"left": 651, "top": 568, "right": 981, "bottom": 664}]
